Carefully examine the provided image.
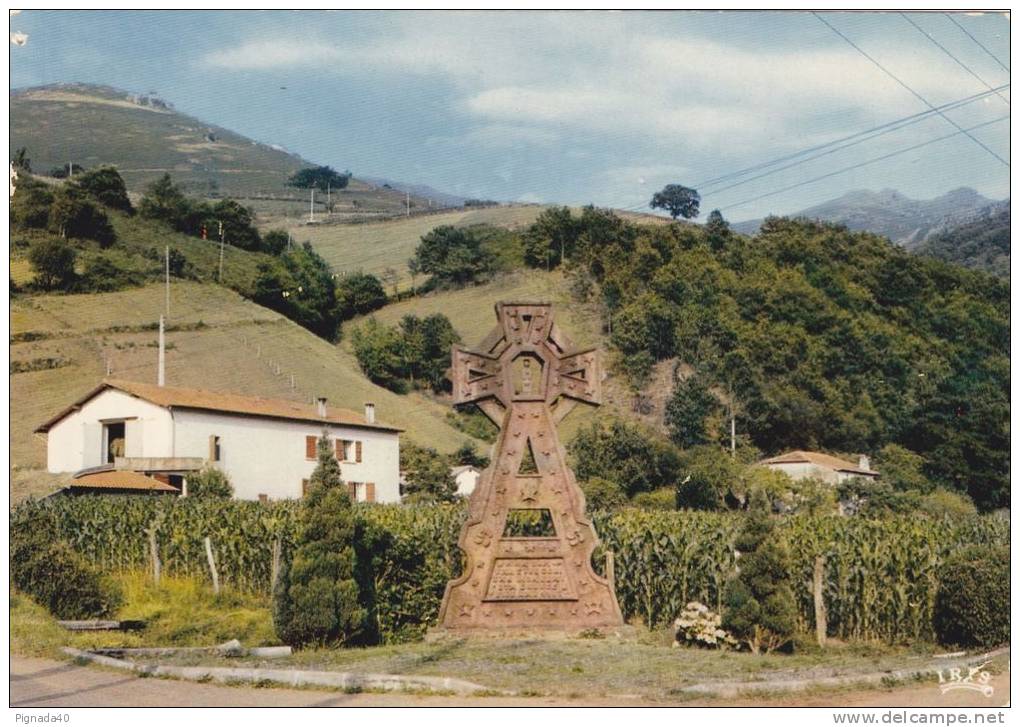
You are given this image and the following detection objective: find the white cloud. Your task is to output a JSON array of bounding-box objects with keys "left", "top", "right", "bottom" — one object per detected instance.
[
  {"left": 201, "top": 14, "right": 992, "bottom": 156},
  {"left": 10, "top": 31, "right": 28, "bottom": 46},
  {"left": 204, "top": 39, "right": 343, "bottom": 70}
]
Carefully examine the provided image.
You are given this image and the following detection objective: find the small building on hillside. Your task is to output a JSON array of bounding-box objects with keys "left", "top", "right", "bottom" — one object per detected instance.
[
  {"left": 758, "top": 450, "right": 879, "bottom": 485},
  {"left": 35, "top": 379, "right": 402, "bottom": 502},
  {"left": 451, "top": 464, "right": 482, "bottom": 497}
]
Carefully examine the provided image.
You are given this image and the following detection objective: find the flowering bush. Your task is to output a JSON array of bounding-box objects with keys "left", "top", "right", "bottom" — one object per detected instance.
[{"left": 673, "top": 601, "right": 736, "bottom": 649}]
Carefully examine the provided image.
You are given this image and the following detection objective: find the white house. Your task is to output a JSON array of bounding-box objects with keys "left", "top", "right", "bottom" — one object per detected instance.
[
  {"left": 35, "top": 379, "right": 403, "bottom": 502},
  {"left": 758, "top": 450, "right": 879, "bottom": 485},
  {"left": 450, "top": 464, "right": 482, "bottom": 497}
]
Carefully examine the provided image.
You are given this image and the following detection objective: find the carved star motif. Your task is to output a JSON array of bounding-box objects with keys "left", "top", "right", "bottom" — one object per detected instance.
[
  {"left": 473, "top": 529, "right": 493, "bottom": 547},
  {"left": 520, "top": 480, "right": 540, "bottom": 503},
  {"left": 566, "top": 530, "right": 584, "bottom": 546},
  {"left": 459, "top": 604, "right": 475, "bottom": 618},
  {"left": 585, "top": 601, "right": 601, "bottom": 616}
]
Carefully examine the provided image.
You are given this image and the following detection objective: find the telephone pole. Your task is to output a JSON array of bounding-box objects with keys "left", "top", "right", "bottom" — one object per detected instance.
[
  {"left": 157, "top": 315, "right": 166, "bottom": 387},
  {"left": 164, "top": 245, "right": 170, "bottom": 316},
  {"left": 218, "top": 221, "right": 225, "bottom": 282},
  {"left": 405, "top": 190, "right": 410, "bottom": 217},
  {"left": 310, "top": 189, "right": 315, "bottom": 223}
]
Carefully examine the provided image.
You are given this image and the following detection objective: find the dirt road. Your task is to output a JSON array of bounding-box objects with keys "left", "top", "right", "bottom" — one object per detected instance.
[{"left": 9, "top": 655, "right": 1009, "bottom": 708}]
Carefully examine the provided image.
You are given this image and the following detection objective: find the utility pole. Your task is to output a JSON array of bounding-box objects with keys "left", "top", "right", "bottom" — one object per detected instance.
[
  {"left": 164, "top": 245, "right": 170, "bottom": 316},
  {"left": 158, "top": 315, "right": 166, "bottom": 387},
  {"left": 310, "top": 189, "right": 315, "bottom": 223},
  {"left": 218, "top": 221, "right": 225, "bottom": 283},
  {"left": 327, "top": 181, "right": 331, "bottom": 214},
  {"left": 405, "top": 190, "right": 410, "bottom": 217}
]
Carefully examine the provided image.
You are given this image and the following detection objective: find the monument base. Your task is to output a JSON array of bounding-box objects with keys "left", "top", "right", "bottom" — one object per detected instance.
[{"left": 424, "top": 624, "right": 639, "bottom": 643}]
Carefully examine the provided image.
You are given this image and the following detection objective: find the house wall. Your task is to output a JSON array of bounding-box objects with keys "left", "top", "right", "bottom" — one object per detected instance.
[
  {"left": 171, "top": 410, "right": 400, "bottom": 502},
  {"left": 45, "top": 389, "right": 173, "bottom": 473}
]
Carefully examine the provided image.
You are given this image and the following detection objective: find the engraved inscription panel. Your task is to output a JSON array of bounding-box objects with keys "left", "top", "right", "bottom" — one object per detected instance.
[{"left": 484, "top": 558, "right": 577, "bottom": 601}]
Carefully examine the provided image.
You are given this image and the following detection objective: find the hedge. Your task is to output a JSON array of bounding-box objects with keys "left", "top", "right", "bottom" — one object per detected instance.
[{"left": 10, "top": 497, "right": 1008, "bottom": 643}]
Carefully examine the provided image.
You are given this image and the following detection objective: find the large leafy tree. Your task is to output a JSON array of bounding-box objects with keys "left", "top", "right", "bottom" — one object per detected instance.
[
  {"left": 569, "top": 418, "right": 680, "bottom": 497},
  {"left": 409, "top": 225, "right": 496, "bottom": 288},
  {"left": 49, "top": 185, "right": 115, "bottom": 246},
  {"left": 665, "top": 372, "right": 720, "bottom": 449},
  {"left": 273, "top": 431, "right": 364, "bottom": 647},
  {"left": 287, "top": 165, "right": 351, "bottom": 193},
  {"left": 650, "top": 184, "right": 700, "bottom": 220},
  {"left": 139, "top": 173, "right": 190, "bottom": 227},
  {"left": 75, "top": 166, "right": 133, "bottom": 213},
  {"left": 28, "top": 237, "right": 77, "bottom": 291}
]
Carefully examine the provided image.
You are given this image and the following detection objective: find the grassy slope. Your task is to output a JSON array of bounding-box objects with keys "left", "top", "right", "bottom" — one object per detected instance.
[
  {"left": 283, "top": 206, "right": 546, "bottom": 292},
  {"left": 10, "top": 83, "right": 426, "bottom": 216},
  {"left": 11, "top": 281, "right": 479, "bottom": 503}
]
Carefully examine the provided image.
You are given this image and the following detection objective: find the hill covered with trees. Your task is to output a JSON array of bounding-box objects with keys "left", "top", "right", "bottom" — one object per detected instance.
[{"left": 913, "top": 201, "right": 1009, "bottom": 278}]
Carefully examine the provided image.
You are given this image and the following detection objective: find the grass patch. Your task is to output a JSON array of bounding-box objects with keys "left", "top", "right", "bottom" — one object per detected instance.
[{"left": 10, "top": 571, "right": 277, "bottom": 658}]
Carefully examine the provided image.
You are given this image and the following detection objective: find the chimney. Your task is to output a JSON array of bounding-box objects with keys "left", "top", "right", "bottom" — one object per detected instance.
[
  {"left": 858, "top": 454, "right": 870, "bottom": 471},
  {"left": 316, "top": 397, "right": 327, "bottom": 418},
  {"left": 364, "top": 402, "right": 376, "bottom": 424}
]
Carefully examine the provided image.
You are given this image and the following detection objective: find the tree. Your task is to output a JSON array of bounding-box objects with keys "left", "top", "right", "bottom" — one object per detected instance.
[
  {"left": 398, "top": 313, "right": 461, "bottom": 391},
  {"left": 253, "top": 244, "right": 341, "bottom": 341},
  {"left": 208, "top": 199, "right": 261, "bottom": 251},
  {"left": 650, "top": 184, "right": 700, "bottom": 220},
  {"left": 187, "top": 467, "right": 234, "bottom": 498},
  {"left": 580, "top": 477, "right": 628, "bottom": 510},
  {"left": 12, "top": 147, "right": 31, "bottom": 173},
  {"left": 49, "top": 185, "right": 116, "bottom": 246},
  {"left": 570, "top": 418, "right": 680, "bottom": 497},
  {"left": 704, "top": 209, "right": 731, "bottom": 251},
  {"left": 49, "top": 163, "right": 86, "bottom": 179},
  {"left": 28, "top": 237, "right": 77, "bottom": 291},
  {"left": 675, "top": 445, "right": 742, "bottom": 510},
  {"left": 273, "top": 430, "right": 364, "bottom": 647},
  {"left": 721, "top": 493, "right": 797, "bottom": 654},
  {"left": 287, "top": 166, "right": 351, "bottom": 193},
  {"left": 665, "top": 372, "right": 719, "bottom": 448},
  {"left": 522, "top": 206, "right": 579, "bottom": 268},
  {"left": 76, "top": 166, "right": 133, "bottom": 213},
  {"left": 873, "top": 444, "right": 933, "bottom": 494},
  {"left": 139, "top": 173, "right": 190, "bottom": 228},
  {"left": 335, "top": 273, "right": 388, "bottom": 320},
  {"left": 453, "top": 441, "right": 489, "bottom": 469},
  {"left": 400, "top": 441, "right": 457, "bottom": 503},
  {"left": 409, "top": 225, "right": 496, "bottom": 288},
  {"left": 262, "top": 229, "right": 290, "bottom": 256},
  {"left": 350, "top": 318, "right": 408, "bottom": 393}
]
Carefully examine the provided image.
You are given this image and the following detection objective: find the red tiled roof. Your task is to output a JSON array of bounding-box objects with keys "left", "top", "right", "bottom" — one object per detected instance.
[
  {"left": 759, "top": 450, "right": 879, "bottom": 476},
  {"left": 36, "top": 379, "right": 402, "bottom": 433},
  {"left": 70, "top": 470, "right": 179, "bottom": 492}
]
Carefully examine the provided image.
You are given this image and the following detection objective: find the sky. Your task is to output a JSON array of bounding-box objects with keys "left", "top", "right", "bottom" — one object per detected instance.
[{"left": 8, "top": 10, "right": 1011, "bottom": 221}]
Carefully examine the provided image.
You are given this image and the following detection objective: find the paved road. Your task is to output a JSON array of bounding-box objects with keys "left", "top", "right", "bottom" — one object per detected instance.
[{"left": 9, "top": 655, "right": 1010, "bottom": 708}]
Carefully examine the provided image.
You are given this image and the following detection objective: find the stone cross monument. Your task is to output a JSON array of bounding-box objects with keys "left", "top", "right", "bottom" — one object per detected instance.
[{"left": 437, "top": 302, "right": 624, "bottom": 631}]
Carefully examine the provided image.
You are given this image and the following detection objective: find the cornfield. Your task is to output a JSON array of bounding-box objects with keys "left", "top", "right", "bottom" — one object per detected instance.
[{"left": 10, "top": 497, "right": 1007, "bottom": 643}]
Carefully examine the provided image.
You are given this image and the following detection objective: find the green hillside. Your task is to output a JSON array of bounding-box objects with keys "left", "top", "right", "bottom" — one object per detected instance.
[
  {"left": 11, "top": 281, "right": 480, "bottom": 503},
  {"left": 9, "top": 83, "right": 427, "bottom": 217},
  {"left": 914, "top": 202, "right": 1010, "bottom": 278},
  {"left": 283, "top": 206, "right": 546, "bottom": 292}
]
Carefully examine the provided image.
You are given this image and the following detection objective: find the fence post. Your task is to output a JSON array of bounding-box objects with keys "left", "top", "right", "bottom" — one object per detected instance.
[
  {"left": 813, "top": 555, "right": 827, "bottom": 647},
  {"left": 270, "top": 538, "right": 282, "bottom": 594},
  {"left": 147, "top": 529, "right": 161, "bottom": 586},
  {"left": 205, "top": 536, "right": 221, "bottom": 595},
  {"left": 606, "top": 551, "right": 616, "bottom": 594}
]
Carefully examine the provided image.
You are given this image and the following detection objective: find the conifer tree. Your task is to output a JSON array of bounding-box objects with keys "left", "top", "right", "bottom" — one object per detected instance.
[
  {"left": 722, "top": 493, "right": 797, "bottom": 653},
  {"left": 273, "top": 430, "right": 364, "bottom": 647}
]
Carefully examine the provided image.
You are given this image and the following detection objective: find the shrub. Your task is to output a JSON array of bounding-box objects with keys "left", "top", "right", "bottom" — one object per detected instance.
[
  {"left": 674, "top": 601, "right": 736, "bottom": 649},
  {"left": 10, "top": 177, "right": 53, "bottom": 229},
  {"left": 409, "top": 225, "right": 496, "bottom": 288},
  {"left": 187, "top": 467, "right": 234, "bottom": 498},
  {"left": 400, "top": 441, "right": 458, "bottom": 503},
  {"left": 335, "top": 272, "right": 388, "bottom": 320},
  {"left": 10, "top": 507, "right": 121, "bottom": 619},
  {"left": 918, "top": 489, "right": 977, "bottom": 519},
  {"left": 581, "top": 477, "right": 628, "bottom": 511},
  {"left": 273, "top": 432, "right": 364, "bottom": 647},
  {"left": 49, "top": 186, "right": 116, "bottom": 246},
  {"left": 631, "top": 487, "right": 676, "bottom": 511},
  {"left": 721, "top": 496, "right": 797, "bottom": 653},
  {"left": 933, "top": 544, "right": 1009, "bottom": 648},
  {"left": 570, "top": 418, "right": 680, "bottom": 497},
  {"left": 28, "top": 237, "right": 77, "bottom": 291},
  {"left": 676, "top": 445, "right": 742, "bottom": 510},
  {"left": 79, "top": 254, "right": 142, "bottom": 293},
  {"left": 76, "top": 166, "right": 133, "bottom": 213}
]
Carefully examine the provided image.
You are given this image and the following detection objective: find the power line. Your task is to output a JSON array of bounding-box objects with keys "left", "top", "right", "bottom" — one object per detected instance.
[
  {"left": 943, "top": 12, "right": 1009, "bottom": 73},
  {"left": 698, "top": 86, "right": 1008, "bottom": 199},
  {"left": 899, "top": 13, "right": 1009, "bottom": 106},
  {"left": 813, "top": 11, "right": 1009, "bottom": 168},
  {"left": 714, "top": 114, "right": 1008, "bottom": 213},
  {"left": 693, "top": 86, "right": 1005, "bottom": 192}
]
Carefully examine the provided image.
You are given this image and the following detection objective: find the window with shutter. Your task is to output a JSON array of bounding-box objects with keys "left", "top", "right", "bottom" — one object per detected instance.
[
  {"left": 335, "top": 439, "right": 343, "bottom": 461},
  {"left": 365, "top": 482, "right": 375, "bottom": 503},
  {"left": 258, "top": 494, "right": 268, "bottom": 503},
  {"left": 347, "top": 482, "right": 358, "bottom": 501},
  {"left": 355, "top": 441, "right": 363, "bottom": 463},
  {"left": 305, "top": 435, "right": 317, "bottom": 460},
  {"left": 209, "top": 435, "right": 221, "bottom": 462}
]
